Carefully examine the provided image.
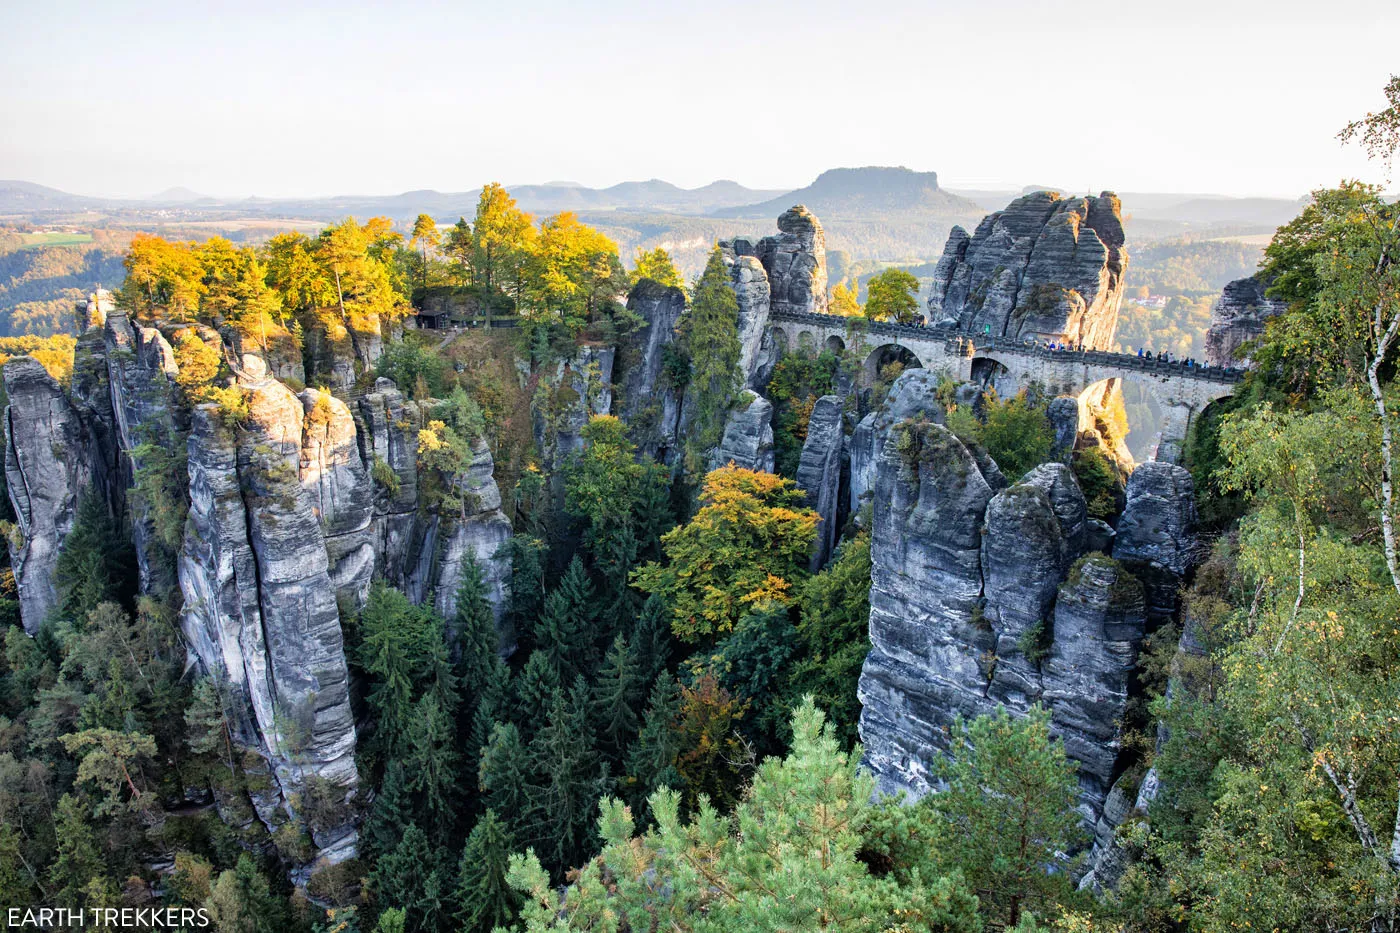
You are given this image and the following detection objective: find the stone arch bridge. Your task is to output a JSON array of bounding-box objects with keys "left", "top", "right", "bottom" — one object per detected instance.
[{"left": 768, "top": 309, "right": 1244, "bottom": 463}]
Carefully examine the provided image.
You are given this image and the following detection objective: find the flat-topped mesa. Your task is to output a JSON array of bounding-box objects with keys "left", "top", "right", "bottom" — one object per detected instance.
[
  {"left": 928, "top": 191, "right": 1128, "bottom": 349},
  {"left": 1204, "top": 274, "right": 1286, "bottom": 368}
]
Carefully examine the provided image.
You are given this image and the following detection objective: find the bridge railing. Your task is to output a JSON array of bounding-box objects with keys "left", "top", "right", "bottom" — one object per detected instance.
[{"left": 768, "top": 309, "right": 1245, "bottom": 385}]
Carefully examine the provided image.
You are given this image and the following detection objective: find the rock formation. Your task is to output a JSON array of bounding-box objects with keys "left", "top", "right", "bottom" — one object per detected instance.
[
  {"left": 533, "top": 347, "right": 615, "bottom": 472},
  {"left": 4, "top": 320, "right": 515, "bottom": 866},
  {"left": 616, "top": 280, "right": 686, "bottom": 459},
  {"left": 795, "top": 395, "right": 846, "bottom": 570},
  {"left": 709, "top": 392, "right": 775, "bottom": 473},
  {"left": 178, "top": 356, "right": 359, "bottom": 860},
  {"left": 1112, "top": 462, "right": 1197, "bottom": 624},
  {"left": 928, "top": 191, "right": 1128, "bottom": 349},
  {"left": 355, "top": 378, "right": 514, "bottom": 628},
  {"left": 104, "top": 314, "right": 184, "bottom": 596},
  {"left": 756, "top": 206, "right": 829, "bottom": 317},
  {"left": 718, "top": 206, "right": 829, "bottom": 388},
  {"left": 299, "top": 389, "right": 376, "bottom": 610},
  {"left": 720, "top": 248, "right": 774, "bottom": 387},
  {"left": 856, "top": 371, "right": 1162, "bottom": 828},
  {"left": 1047, "top": 396, "right": 1081, "bottom": 462},
  {"left": 1204, "top": 274, "right": 1285, "bottom": 368},
  {"left": 3, "top": 357, "right": 98, "bottom": 632}
]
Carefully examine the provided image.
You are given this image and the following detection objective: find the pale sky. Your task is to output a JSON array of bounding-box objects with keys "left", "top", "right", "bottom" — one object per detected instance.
[{"left": 1, "top": 0, "right": 1395, "bottom": 200}]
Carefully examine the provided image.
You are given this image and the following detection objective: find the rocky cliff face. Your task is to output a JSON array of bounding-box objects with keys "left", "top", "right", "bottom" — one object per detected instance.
[
  {"left": 616, "top": 281, "right": 686, "bottom": 460},
  {"left": 354, "top": 378, "right": 514, "bottom": 629},
  {"left": 757, "top": 206, "right": 829, "bottom": 317},
  {"left": 1204, "top": 274, "right": 1285, "bottom": 368},
  {"left": 532, "top": 347, "right": 615, "bottom": 472},
  {"left": 1112, "top": 462, "right": 1197, "bottom": 624},
  {"left": 796, "top": 395, "right": 847, "bottom": 571},
  {"left": 104, "top": 314, "right": 184, "bottom": 596},
  {"left": 721, "top": 249, "right": 774, "bottom": 388},
  {"left": 3, "top": 358, "right": 98, "bottom": 632},
  {"left": 299, "top": 389, "right": 376, "bottom": 611},
  {"left": 178, "top": 357, "right": 359, "bottom": 860},
  {"left": 856, "top": 370, "right": 1170, "bottom": 829},
  {"left": 709, "top": 392, "right": 776, "bottom": 473},
  {"left": 928, "top": 191, "right": 1128, "bottom": 349},
  {"left": 5, "top": 319, "right": 514, "bottom": 867},
  {"left": 717, "top": 206, "right": 829, "bottom": 390}
]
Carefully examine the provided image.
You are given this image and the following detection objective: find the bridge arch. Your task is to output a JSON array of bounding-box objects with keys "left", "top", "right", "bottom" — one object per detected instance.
[
  {"left": 771, "top": 327, "right": 789, "bottom": 356},
  {"left": 863, "top": 343, "right": 923, "bottom": 385},
  {"left": 826, "top": 334, "right": 846, "bottom": 353},
  {"left": 797, "top": 330, "right": 817, "bottom": 352}
]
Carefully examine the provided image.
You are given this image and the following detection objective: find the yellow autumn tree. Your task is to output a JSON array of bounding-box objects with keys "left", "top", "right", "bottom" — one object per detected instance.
[{"left": 632, "top": 465, "right": 818, "bottom": 641}]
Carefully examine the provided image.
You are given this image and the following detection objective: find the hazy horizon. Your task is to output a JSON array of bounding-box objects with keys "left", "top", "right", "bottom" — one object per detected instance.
[{"left": 3, "top": 0, "right": 1395, "bottom": 201}]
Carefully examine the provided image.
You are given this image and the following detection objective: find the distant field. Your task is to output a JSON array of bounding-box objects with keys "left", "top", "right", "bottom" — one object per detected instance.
[
  {"left": 20, "top": 231, "right": 93, "bottom": 248},
  {"left": 1207, "top": 232, "right": 1274, "bottom": 247}
]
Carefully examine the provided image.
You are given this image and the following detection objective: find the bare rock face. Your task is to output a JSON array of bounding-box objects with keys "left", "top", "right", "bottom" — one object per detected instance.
[
  {"left": 856, "top": 371, "right": 1157, "bottom": 828},
  {"left": 796, "top": 395, "right": 846, "bottom": 570},
  {"left": 355, "top": 378, "right": 514, "bottom": 628},
  {"left": 403, "top": 434, "right": 513, "bottom": 632},
  {"left": 299, "top": 389, "right": 376, "bottom": 611},
  {"left": 755, "top": 206, "right": 829, "bottom": 316},
  {"left": 1042, "top": 554, "right": 1147, "bottom": 809},
  {"left": 104, "top": 314, "right": 184, "bottom": 598},
  {"left": 533, "top": 347, "right": 616, "bottom": 472},
  {"left": 1112, "top": 462, "right": 1197, "bottom": 623},
  {"left": 1204, "top": 275, "right": 1285, "bottom": 368},
  {"left": 1047, "top": 396, "right": 1081, "bottom": 462},
  {"left": 725, "top": 252, "right": 774, "bottom": 388},
  {"left": 709, "top": 392, "right": 775, "bottom": 473},
  {"left": 928, "top": 191, "right": 1128, "bottom": 349},
  {"left": 356, "top": 378, "right": 427, "bottom": 588},
  {"left": 616, "top": 280, "right": 686, "bottom": 460},
  {"left": 3, "top": 358, "right": 98, "bottom": 632},
  {"left": 178, "top": 361, "right": 359, "bottom": 863},
  {"left": 849, "top": 412, "right": 878, "bottom": 516}
]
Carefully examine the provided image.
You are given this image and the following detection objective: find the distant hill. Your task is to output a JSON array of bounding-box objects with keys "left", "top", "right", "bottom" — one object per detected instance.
[
  {"left": 0, "top": 180, "right": 111, "bottom": 213},
  {"left": 147, "top": 186, "right": 209, "bottom": 203},
  {"left": 1130, "top": 196, "right": 1306, "bottom": 228},
  {"left": 716, "top": 166, "right": 980, "bottom": 219}
]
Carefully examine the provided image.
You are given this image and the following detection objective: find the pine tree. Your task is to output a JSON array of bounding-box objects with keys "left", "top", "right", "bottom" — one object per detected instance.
[
  {"left": 502, "top": 536, "right": 546, "bottom": 647},
  {"left": 363, "top": 762, "right": 413, "bottom": 861},
  {"left": 676, "top": 246, "right": 742, "bottom": 453},
  {"left": 465, "top": 657, "right": 512, "bottom": 787},
  {"left": 514, "top": 650, "right": 560, "bottom": 738},
  {"left": 477, "top": 722, "right": 536, "bottom": 847},
  {"left": 527, "top": 678, "right": 608, "bottom": 873},
  {"left": 48, "top": 794, "right": 105, "bottom": 907},
  {"left": 0, "top": 823, "right": 34, "bottom": 913},
  {"left": 534, "top": 557, "right": 597, "bottom": 681},
  {"left": 207, "top": 854, "right": 281, "bottom": 933},
  {"left": 371, "top": 824, "right": 449, "bottom": 933},
  {"left": 591, "top": 635, "right": 642, "bottom": 761},
  {"left": 624, "top": 673, "right": 683, "bottom": 815},
  {"left": 453, "top": 810, "right": 519, "bottom": 933},
  {"left": 403, "top": 692, "right": 460, "bottom": 842},
  {"left": 452, "top": 556, "right": 499, "bottom": 697},
  {"left": 629, "top": 593, "right": 673, "bottom": 687},
  {"left": 929, "top": 705, "right": 1083, "bottom": 926}
]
